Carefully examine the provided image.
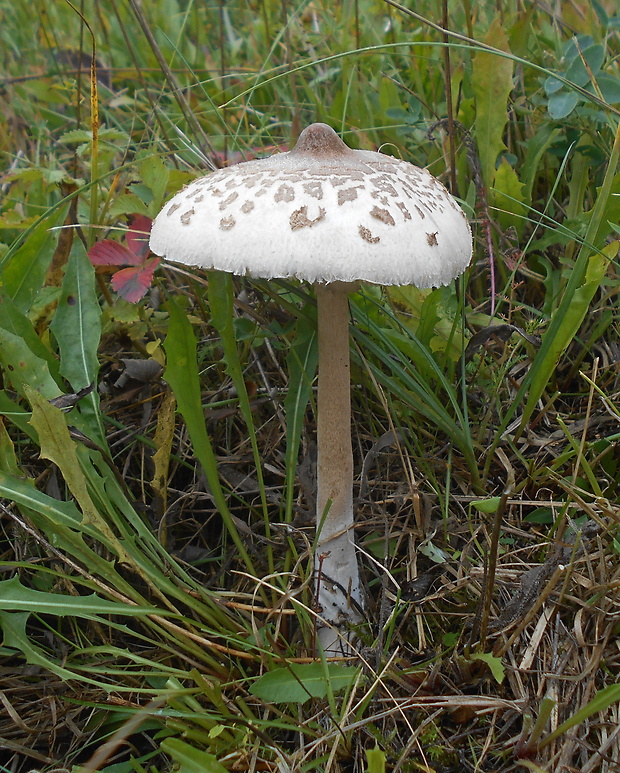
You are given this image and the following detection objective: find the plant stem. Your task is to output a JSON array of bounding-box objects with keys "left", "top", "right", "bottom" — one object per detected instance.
[{"left": 314, "top": 282, "right": 363, "bottom": 653}]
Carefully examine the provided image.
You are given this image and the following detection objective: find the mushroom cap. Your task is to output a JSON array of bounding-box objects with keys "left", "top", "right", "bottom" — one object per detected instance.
[{"left": 150, "top": 123, "right": 472, "bottom": 288}]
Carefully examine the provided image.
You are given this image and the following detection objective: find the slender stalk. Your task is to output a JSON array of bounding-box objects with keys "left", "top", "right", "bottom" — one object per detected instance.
[
  {"left": 441, "top": 0, "right": 457, "bottom": 194},
  {"left": 314, "top": 282, "right": 363, "bottom": 654}
]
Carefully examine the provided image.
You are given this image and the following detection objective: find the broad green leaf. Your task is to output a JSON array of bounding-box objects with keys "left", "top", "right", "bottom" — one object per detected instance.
[
  {"left": 50, "top": 240, "right": 104, "bottom": 446},
  {"left": 548, "top": 91, "right": 579, "bottom": 119},
  {"left": 564, "top": 43, "right": 604, "bottom": 87},
  {"left": 0, "top": 288, "right": 61, "bottom": 379},
  {"left": 163, "top": 299, "right": 256, "bottom": 575},
  {"left": 0, "top": 390, "right": 31, "bottom": 434},
  {"left": 597, "top": 73, "right": 620, "bottom": 105},
  {"left": 470, "top": 652, "right": 505, "bottom": 684},
  {"left": 249, "top": 663, "right": 359, "bottom": 704},
  {"left": 544, "top": 76, "right": 564, "bottom": 95},
  {"left": 160, "top": 738, "right": 228, "bottom": 773},
  {"left": 0, "top": 327, "right": 62, "bottom": 400},
  {"left": 472, "top": 18, "right": 514, "bottom": 188},
  {"left": 1, "top": 205, "right": 68, "bottom": 311}
]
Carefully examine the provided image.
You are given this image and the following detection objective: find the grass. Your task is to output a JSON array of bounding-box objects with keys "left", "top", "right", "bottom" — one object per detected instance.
[{"left": 1, "top": 0, "right": 620, "bottom": 771}]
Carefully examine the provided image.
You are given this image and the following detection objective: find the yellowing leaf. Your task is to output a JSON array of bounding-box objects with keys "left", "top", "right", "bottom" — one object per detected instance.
[{"left": 25, "top": 386, "right": 132, "bottom": 564}]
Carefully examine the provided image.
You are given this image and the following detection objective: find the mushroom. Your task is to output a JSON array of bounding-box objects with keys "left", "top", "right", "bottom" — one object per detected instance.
[{"left": 150, "top": 123, "right": 472, "bottom": 654}]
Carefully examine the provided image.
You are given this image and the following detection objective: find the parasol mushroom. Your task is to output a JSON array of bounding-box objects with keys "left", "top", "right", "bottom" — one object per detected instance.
[{"left": 149, "top": 123, "right": 472, "bottom": 654}]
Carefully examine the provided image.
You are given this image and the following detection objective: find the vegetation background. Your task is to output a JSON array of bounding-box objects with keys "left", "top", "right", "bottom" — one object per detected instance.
[{"left": 1, "top": 0, "right": 620, "bottom": 771}]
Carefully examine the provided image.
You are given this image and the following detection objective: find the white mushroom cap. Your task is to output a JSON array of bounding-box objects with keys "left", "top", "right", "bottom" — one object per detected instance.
[{"left": 150, "top": 123, "right": 472, "bottom": 288}]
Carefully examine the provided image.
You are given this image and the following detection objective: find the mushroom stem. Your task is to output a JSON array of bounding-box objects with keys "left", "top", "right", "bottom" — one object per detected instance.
[{"left": 314, "top": 281, "right": 363, "bottom": 654}]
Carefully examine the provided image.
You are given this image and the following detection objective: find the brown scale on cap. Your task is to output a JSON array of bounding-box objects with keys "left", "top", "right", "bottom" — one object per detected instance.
[{"left": 151, "top": 122, "right": 472, "bottom": 287}]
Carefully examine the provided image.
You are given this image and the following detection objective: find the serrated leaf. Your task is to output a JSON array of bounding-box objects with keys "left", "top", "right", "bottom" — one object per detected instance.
[
  {"left": 107, "top": 192, "right": 151, "bottom": 219},
  {"left": 0, "top": 610, "right": 78, "bottom": 681},
  {"left": 111, "top": 258, "right": 160, "bottom": 302},
  {"left": 58, "top": 129, "right": 95, "bottom": 144},
  {"left": 0, "top": 575, "right": 166, "bottom": 618},
  {"left": 139, "top": 155, "right": 170, "bottom": 211},
  {"left": 472, "top": 18, "right": 514, "bottom": 188},
  {"left": 89, "top": 240, "right": 137, "bottom": 266},
  {"left": 59, "top": 127, "right": 129, "bottom": 145},
  {"left": 125, "top": 215, "right": 152, "bottom": 259},
  {"left": 25, "top": 386, "right": 131, "bottom": 563},
  {"left": 249, "top": 663, "right": 359, "bottom": 704}
]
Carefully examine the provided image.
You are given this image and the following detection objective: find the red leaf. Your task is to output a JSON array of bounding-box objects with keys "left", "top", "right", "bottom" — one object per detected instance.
[
  {"left": 111, "top": 257, "right": 160, "bottom": 303},
  {"left": 89, "top": 240, "right": 138, "bottom": 267},
  {"left": 126, "top": 215, "right": 152, "bottom": 260}
]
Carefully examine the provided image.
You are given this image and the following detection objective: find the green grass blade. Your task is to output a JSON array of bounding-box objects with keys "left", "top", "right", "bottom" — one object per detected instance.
[
  {"left": 160, "top": 738, "right": 229, "bottom": 773},
  {"left": 483, "top": 120, "right": 620, "bottom": 475},
  {"left": 539, "top": 684, "right": 620, "bottom": 747},
  {"left": 283, "top": 305, "right": 318, "bottom": 521},
  {"left": 163, "top": 298, "right": 257, "bottom": 577},
  {"left": 207, "top": 271, "right": 271, "bottom": 555}
]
